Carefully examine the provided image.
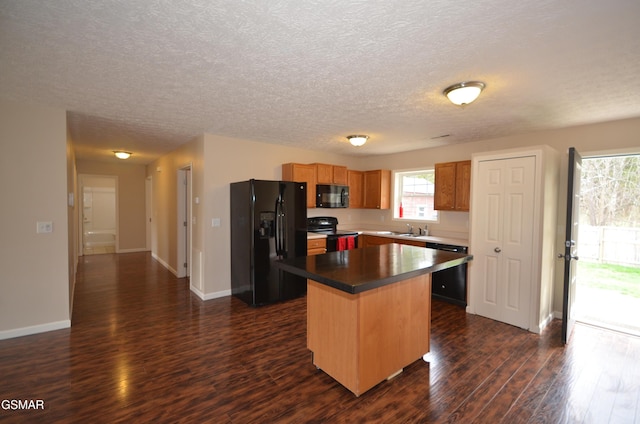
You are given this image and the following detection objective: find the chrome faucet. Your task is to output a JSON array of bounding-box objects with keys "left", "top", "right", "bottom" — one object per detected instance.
[{"left": 406, "top": 224, "right": 414, "bottom": 235}]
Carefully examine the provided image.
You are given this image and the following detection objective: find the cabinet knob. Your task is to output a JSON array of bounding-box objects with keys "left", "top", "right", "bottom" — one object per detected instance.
[{"left": 494, "top": 247, "right": 501, "bottom": 253}]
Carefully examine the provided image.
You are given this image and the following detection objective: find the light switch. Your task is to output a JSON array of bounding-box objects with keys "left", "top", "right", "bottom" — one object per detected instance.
[
  {"left": 212, "top": 218, "right": 221, "bottom": 227},
  {"left": 37, "top": 221, "right": 53, "bottom": 233}
]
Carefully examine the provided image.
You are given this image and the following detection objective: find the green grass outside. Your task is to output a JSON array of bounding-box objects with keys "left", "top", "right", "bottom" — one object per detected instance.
[{"left": 577, "top": 261, "right": 640, "bottom": 298}]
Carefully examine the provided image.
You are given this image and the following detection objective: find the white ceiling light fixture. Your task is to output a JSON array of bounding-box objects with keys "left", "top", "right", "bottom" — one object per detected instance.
[
  {"left": 113, "top": 151, "right": 132, "bottom": 159},
  {"left": 443, "top": 81, "right": 486, "bottom": 106},
  {"left": 347, "top": 135, "right": 368, "bottom": 147}
]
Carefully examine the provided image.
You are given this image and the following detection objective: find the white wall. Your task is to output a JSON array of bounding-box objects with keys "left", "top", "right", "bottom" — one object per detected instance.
[{"left": 0, "top": 99, "right": 70, "bottom": 338}]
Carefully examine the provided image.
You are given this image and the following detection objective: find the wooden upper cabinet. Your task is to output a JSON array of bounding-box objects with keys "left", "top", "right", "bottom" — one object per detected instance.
[
  {"left": 434, "top": 160, "right": 471, "bottom": 211},
  {"left": 434, "top": 162, "right": 456, "bottom": 210},
  {"left": 363, "top": 170, "right": 391, "bottom": 209},
  {"left": 333, "top": 166, "right": 348, "bottom": 185},
  {"left": 283, "top": 163, "right": 388, "bottom": 209},
  {"left": 282, "top": 163, "right": 317, "bottom": 208},
  {"left": 314, "top": 163, "right": 348, "bottom": 185},
  {"left": 454, "top": 160, "right": 471, "bottom": 211},
  {"left": 347, "top": 170, "right": 364, "bottom": 208}
]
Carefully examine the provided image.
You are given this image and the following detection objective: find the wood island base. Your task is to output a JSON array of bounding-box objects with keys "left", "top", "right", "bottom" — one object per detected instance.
[{"left": 307, "top": 274, "right": 431, "bottom": 396}]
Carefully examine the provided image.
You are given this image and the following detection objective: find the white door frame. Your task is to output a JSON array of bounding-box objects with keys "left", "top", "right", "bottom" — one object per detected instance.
[{"left": 176, "top": 165, "right": 192, "bottom": 279}]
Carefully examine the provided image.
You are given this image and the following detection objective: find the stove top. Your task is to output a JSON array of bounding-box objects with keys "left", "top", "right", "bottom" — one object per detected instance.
[
  {"left": 307, "top": 216, "right": 358, "bottom": 237},
  {"left": 309, "top": 229, "right": 359, "bottom": 237}
]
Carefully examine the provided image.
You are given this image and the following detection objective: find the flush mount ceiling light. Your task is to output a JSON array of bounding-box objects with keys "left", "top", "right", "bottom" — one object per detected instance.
[
  {"left": 443, "top": 81, "right": 486, "bottom": 106},
  {"left": 113, "top": 151, "right": 132, "bottom": 159},
  {"left": 347, "top": 135, "right": 368, "bottom": 147}
]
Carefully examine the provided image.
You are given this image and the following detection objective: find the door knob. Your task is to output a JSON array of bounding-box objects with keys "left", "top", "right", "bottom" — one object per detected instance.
[{"left": 494, "top": 247, "right": 501, "bottom": 253}]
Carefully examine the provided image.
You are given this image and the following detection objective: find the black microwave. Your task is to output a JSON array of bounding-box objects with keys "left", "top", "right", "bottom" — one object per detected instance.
[{"left": 316, "top": 184, "right": 349, "bottom": 208}]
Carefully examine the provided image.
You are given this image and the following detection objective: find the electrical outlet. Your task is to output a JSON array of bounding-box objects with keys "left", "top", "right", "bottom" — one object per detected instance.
[
  {"left": 212, "top": 218, "right": 221, "bottom": 227},
  {"left": 37, "top": 221, "right": 53, "bottom": 233}
]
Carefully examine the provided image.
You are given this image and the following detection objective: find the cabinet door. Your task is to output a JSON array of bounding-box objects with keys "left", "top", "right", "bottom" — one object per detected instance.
[
  {"left": 307, "top": 238, "right": 327, "bottom": 255},
  {"left": 397, "top": 238, "right": 426, "bottom": 247},
  {"left": 314, "top": 164, "right": 348, "bottom": 185},
  {"left": 282, "top": 163, "right": 316, "bottom": 208},
  {"left": 454, "top": 161, "right": 471, "bottom": 211},
  {"left": 333, "top": 166, "right": 348, "bottom": 185},
  {"left": 434, "top": 162, "right": 456, "bottom": 210},
  {"left": 360, "top": 235, "right": 394, "bottom": 247},
  {"left": 315, "top": 163, "right": 333, "bottom": 184},
  {"left": 347, "top": 170, "right": 364, "bottom": 208},
  {"left": 363, "top": 170, "right": 390, "bottom": 209},
  {"left": 473, "top": 156, "right": 535, "bottom": 329}
]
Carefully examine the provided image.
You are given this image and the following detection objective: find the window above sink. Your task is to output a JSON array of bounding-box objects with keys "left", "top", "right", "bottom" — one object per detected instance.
[{"left": 393, "top": 169, "right": 439, "bottom": 222}]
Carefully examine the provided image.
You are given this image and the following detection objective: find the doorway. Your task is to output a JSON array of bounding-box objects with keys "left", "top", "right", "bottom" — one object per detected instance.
[
  {"left": 79, "top": 175, "right": 117, "bottom": 255},
  {"left": 574, "top": 154, "right": 640, "bottom": 336}
]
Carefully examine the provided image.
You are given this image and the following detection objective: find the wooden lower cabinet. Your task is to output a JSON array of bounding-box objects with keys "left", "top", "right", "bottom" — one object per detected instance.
[
  {"left": 307, "top": 238, "right": 327, "bottom": 255},
  {"left": 360, "top": 235, "right": 426, "bottom": 248},
  {"left": 307, "top": 276, "right": 431, "bottom": 396}
]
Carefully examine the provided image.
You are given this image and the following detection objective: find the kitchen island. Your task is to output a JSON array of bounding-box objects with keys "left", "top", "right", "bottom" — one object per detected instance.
[{"left": 277, "top": 243, "right": 473, "bottom": 396}]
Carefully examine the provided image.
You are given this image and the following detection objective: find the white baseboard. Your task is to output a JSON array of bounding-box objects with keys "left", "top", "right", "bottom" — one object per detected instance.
[
  {"left": 190, "top": 285, "right": 232, "bottom": 301},
  {"left": 0, "top": 320, "right": 71, "bottom": 340},
  {"left": 117, "top": 247, "right": 150, "bottom": 253},
  {"left": 151, "top": 252, "right": 178, "bottom": 276}
]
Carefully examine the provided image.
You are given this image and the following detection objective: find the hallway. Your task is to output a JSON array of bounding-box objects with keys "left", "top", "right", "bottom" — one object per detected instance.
[{"left": 1, "top": 252, "right": 639, "bottom": 423}]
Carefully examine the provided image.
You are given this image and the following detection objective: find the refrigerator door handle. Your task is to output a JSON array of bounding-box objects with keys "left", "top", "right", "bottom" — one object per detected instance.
[
  {"left": 274, "top": 198, "right": 280, "bottom": 258},
  {"left": 281, "top": 200, "right": 288, "bottom": 256},
  {"left": 274, "top": 196, "right": 285, "bottom": 259}
]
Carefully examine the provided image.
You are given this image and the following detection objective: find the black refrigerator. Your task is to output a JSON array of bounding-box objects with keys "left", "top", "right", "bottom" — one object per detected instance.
[{"left": 230, "top": 179, "right": 308, "bottom": 306}]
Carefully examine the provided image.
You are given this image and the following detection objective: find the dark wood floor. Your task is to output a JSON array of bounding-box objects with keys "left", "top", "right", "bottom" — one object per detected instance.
[{"left": 1, "top": 252, "right": 639, "bottom": 423}]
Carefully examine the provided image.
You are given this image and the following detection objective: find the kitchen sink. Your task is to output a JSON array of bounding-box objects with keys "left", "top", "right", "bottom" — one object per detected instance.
[{"left": 375, "top": 231, "right": 423, "bottom": 238}]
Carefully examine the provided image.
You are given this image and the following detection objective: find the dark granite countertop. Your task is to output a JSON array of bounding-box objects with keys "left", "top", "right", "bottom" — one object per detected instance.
[{"left": 276, "top": 243, "right": 473, "bottom": 294}]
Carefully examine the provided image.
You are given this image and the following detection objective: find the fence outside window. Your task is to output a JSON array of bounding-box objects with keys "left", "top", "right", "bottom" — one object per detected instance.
[{"left": 579, "top": 226, "right": 640, "bottom": 267}]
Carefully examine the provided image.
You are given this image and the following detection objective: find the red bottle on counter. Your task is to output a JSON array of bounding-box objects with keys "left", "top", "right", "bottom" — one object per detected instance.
[{"left": 399, "top": 202, "right": 403, "bottom": 218}]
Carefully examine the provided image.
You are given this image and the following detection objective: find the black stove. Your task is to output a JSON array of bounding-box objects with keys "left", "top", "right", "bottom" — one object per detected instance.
[{"left": 307, "top": 217, "right": 358, "bottom": 251}]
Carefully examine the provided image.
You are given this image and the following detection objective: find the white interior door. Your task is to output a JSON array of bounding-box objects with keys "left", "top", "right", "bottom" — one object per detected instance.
[{"left": 473, "top": 156, "right": 536, "bottom": 329}]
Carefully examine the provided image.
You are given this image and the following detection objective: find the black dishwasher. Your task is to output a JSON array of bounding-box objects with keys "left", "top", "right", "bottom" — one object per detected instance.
[{"left": 426, "top": 242, "right": 468, "bottom": 306}]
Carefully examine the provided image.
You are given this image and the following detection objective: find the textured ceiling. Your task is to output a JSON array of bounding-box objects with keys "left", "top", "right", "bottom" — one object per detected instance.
[{"left": 2, "top": 0, "right": 640, "bottom": 164}]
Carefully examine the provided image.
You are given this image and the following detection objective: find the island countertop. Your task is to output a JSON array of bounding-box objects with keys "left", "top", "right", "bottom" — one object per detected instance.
[{"left": 277, "top": 243, "right": 473, "bottom": 294}]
